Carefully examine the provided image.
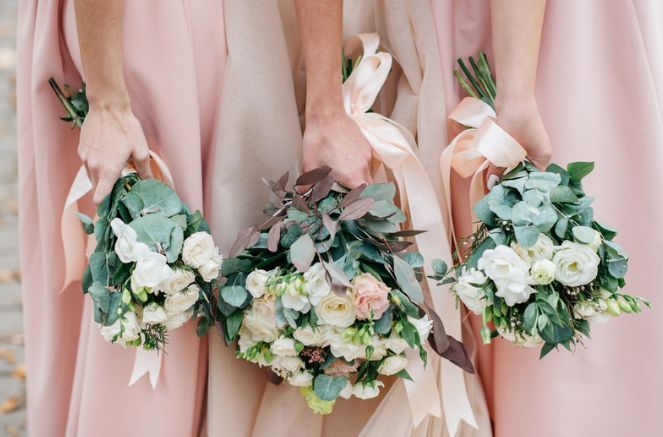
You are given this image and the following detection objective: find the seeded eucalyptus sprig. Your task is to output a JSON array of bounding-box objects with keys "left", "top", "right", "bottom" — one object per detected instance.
[{"left": 454, "top": 52, "right": 496, "bottom": 108}]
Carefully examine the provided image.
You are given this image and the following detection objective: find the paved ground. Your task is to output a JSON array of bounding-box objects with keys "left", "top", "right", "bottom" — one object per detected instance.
[{"left": 0, "top": 1, "right": 25, "bottom": 436}]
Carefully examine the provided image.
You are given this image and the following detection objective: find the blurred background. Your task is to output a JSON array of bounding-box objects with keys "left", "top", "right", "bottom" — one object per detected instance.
[{"left": 0, "top": 1, "right": 25, "bottom": 436}]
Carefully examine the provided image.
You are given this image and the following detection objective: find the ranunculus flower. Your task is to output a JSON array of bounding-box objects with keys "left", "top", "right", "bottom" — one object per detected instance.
[
  {"left": 141, "top": 303, "right": 168, "bottom": 326},
  {"left": 131, "top": 251, "right": 174, "bottom": 290},
  {"left": 160, "top": 268, "right": 195, "bottom": 295},
  {"left": 494, "top": 277, "right": 536, "bottom": 306},
  {"left": 182, "top": 232, "right": 218, "bottom": 268},
  {"left": 553, "top": 241, "right": 600, "bottom": 286},
  {"left": 245, "top": 269, "right": 271, "bottom": 298},
  {"left": 352, "top": 273, "right": 390, "bottom": 320},
  {"left": 378, "top": 355, "right": 408, "bottom": 375},
  {"left": 369, "top": 338, "right": 388, "bottom": 361},
  {"left": 530, "top": 259, "right": 556, "bottom": 285},
  {"left": 511, "top": 234, "right": 555, "bottom": 264},
  {"left": 454, "top": 268, "right": 487, "bottom": 315},
  {"left": 164, "top": 284, "right": 199, "bottom": 315},
  {"left": 315, "top": 292, "right": 356, "bottom": 328},
  {"left": 270, "top": 336, "right": 298, "bottom": 356},
  {"left": 198, "top": 255, "right": 222, "bottom": 282},
  {"left": 163, "top": 309, "right": 193, "bottom": 331},
  {"left": 242, "top": 297, "right": 280, "bottom": 343},
  {"left": 288, "top": 371, "right": 313, "bottom": 387},
  {"left": 353, "top": 381, "right": 384, "bottom": 400},
  {"left": 100, "top": 311, "right": 141, "bottom": 344},
  {"left": 293, "top": 325, "right": 322, "bottom": 346},
  {"left": 304, "top": 263, "right": 332, "bottom": 305}
]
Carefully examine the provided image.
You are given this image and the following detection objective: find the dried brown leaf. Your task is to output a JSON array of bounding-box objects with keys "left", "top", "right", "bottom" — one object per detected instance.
[
  {"left": 267, "top": 221, "right": 282, "bottom": 252},
  {"left": 338, "top": 184, "right": 367, "bottom": 208},
  {"left": 339, "top": 198, "right": 374, "bottom": 221},
  {"left": 311, "top": 174, "right": 335, "bottom": 202},
  {"left": 295, "top": 166, "right": 332, "bottom": 187},
  {"left": 292, "top": 195, "right": 310, "bottom": 213}
]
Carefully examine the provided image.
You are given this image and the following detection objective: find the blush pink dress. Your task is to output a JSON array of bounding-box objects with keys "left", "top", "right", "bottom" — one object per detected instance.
[
  {"left": 17, "top": 1, "right": 226, "bottom": 436},
  {"left": 432, "top": 1, "right": 663, "bottom": 436}
]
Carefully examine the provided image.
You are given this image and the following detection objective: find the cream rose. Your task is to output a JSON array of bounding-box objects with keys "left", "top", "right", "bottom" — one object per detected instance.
[
  {"left": 553, "top": 241, "right": 600, "bottom": 286},
  {"left": 303, "top": 263, "right": 332, "bottom": 305},
  {"left": 160, "top": 268, "right": 195, "bottom": 295},
  {"left": 100, "top": 311, "right": 141, "bottom": 344},
  {"left": 352, "top": 273, "right": 390, "bottom": 320},
  {"left": 246, "top": 269, "right": 271, "bottom": 298},
  {"left": 164, "top": 284, "right": 199, "bottom": 315},
  {"left": 198, "top": 255, "right": 222, "bottom": 282},
  {"left": 315, "top": 292, "right": 356, "bottom": 328},
  {"left": 243, "top": 297, "right": 280, "bottom": 343},
  {"left": 378, "top": 355, "right": 408, "bottom": 376},
  {"left": 454, "top": 268, "right": 487, "bottom": 315},
  {"left": 288, "top": 371, "right": 313, "bottom": 387},
  {"left": 141, "top": 303, "right": 168, "bottom": 326},
  {"left": 271, "top": 336, "right": 298, "bottom": 356},
  {"left": 182, "top": 232, "right": 218, "bottom": 268},
  {"left": 478, "top": 245, "right": 530, "bottom": 281},
  {"left": 353, "top": 381, "right": 384, "bottom": 400},
  {"left": 131, "top": 251, "right": 174, "bottom": 290},
  {"left": 511, "top": 234, "right": 555, "bottom": 264},
  {"left": 293, "top": 325, "right": 322, "bottom": 346},
  {"left": 530, "top": 259, "right": 556, "bottom": 285},
  {"left": 163, "top": 309, "right": 193, "bottom": 331}
]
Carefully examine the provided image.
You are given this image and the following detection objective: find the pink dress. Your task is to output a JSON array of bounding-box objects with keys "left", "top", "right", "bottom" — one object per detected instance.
[
  {"left": 17, "top": 1, "right": 226, "bottom": 436},
  {"left": 432, "top": 0, "right": 663, "bottom": 436}
]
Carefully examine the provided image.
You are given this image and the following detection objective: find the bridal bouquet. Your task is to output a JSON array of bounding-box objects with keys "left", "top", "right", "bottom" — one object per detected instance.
[
  {"left": 435, "top": 55, "right": 649, "bottom": 357},
  {"left": 50, "top": 79, "right": 220, "bottom": 350},
  {"left": 211, "top": 167, "right": 470, "bottom": 413}
]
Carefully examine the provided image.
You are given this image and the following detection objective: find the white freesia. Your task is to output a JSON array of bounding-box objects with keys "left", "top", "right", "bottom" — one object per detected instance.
[
  {"left": 164, "top": 284, "right": 199, "bottom": 315},
  {"left": 163, "top": 309, "right": 193, "bottom": 331},
  {"left": 182, "top": 232, "right": 218, "bottom": 268},
  {"left": 494, "top": 278, "right": 536, "bottom": 306},
  {"left": 530, "top": 259, "right": 556, "bottom": 285},
  {"left": 478, "top": 245, "right": 530, "bottom": 281},
  {"left": 339, "top": 380, "right": 354, "bottom": 399},
  {"left": 454, "top": 268, "right": 487, "bottom": 314},
  {"left": 141, "top": 303, "right": 168, "bottom": 326},
  {"left": 246, "top": 269, "right": 271, "bottom": 298},
  {"left": 408, "top": 315, "right": 433, "bottom": 341},
  {"left": 160, "top": 268, "right": 195, "bottom": 295},
  {"left": 293, "top": 325, "right": 322, "bottom": 346},
  {"left": 511, "top": 234, "right": 555, "bottom": 264},
  {"left": 100, "top": 312, "right": 141, "bottom": 344},
  {"left": 288, "top": 371, "right": 314, "bottom": 387},
  {"left": 378, "top": 355, "right": 408, "bottom": 376},
  {"left": 353, "top": 381, "right": 384, "bottom": 400},
  {"left": 303, "top": 263, "right": 332, "bottom": 305},
  {"left": 553, "top": 241, "right": 600, "bottom": 286},
  {"left": 271, "top": 336, "right": 298, "bottom": 357},
  {"left": 198, "top": 255, "right": 222, "bottom": 282},
  {"left": 496, "top": 326, "right": 543, "bottom": 347},
  {"left": 573, "top": 301, "right": 610, "bottom": 324},
  {"left": 242, "top": 298, "right": 280, "bottom": 343},
  {"left": 281, "top": 279, "right": 311, "bottom": 313},
  {"left": 131, "top": 251, "right": 174, "bottom": 290},
  {"left": 382, "top": 332, "right": 409, "bottom": 354},
  {"left": 315, "top": 292, "right": 356, "bottom": 328}
]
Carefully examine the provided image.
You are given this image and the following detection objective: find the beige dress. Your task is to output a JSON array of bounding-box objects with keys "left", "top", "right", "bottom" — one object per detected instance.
[{"left": 207, "top": 1, "right": 491, "bottom": 435}]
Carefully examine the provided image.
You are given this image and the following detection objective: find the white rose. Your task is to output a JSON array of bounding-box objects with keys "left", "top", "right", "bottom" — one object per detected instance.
[
  {"left": 198, "top": 256, "right": 222, "bottom": 282},
  {"left": 164, "top": 284, "right": 199, "bottom": 315},
  {"left": 131, "top": 251, "right": 174, "bottom": 290},
  {"left": 182, "top": 232, "right": 218, "bottom": 268},
  {"left": 99, "top": 311, "right": 141, "bottom": 344},
  {"left": 293, "top": 325, "right": 322, "bottom": 346},
  {"left": 353, "top": 381, "right": 384, "bottom": 400},
  {"left": 339, "top": 380, "right": 354, "bottom": 399},
  {"left": 511, "top": 234, "right": 555, "bottom": 264},
  {"left": 271, "top": 336, "right": 298, "bottom": 357},
  {"left": 281, "top": 279, "right": 311, "bottom": 313},
  {"left": 478, "top": 245, "right": 530, "bottom": 281},
  {"left": 242, "top": 298, "right": 280, "bottom": 343},
  {"left": 315, "top": 292, "right": 356, "bottom": 328},
  {"left": 378, "top": 355, "right": 408, "bottom": 376},
  {"left": 553, "top": 241, "right": 600, "bottom": 286},
  {"left": 288, "top": 371, "right": 313, "bottom": 387},
  {"left": 246, "top": 269, "right": 271, "bottom": 298},
  {"left": 303, "top": 263, "right": 332, "bottom": 305},
  {"left": 272, "top": 356, "right": 304, "bottom": 374},
  {"left": 494, "top": 278, "right": 536, "bottom": 306},
  {"left": 496, "top": 326, "right": 543, "bottom": 347},
  {"left": 407, "top": 315, "right": 433, "bottom": 341},
  {"left": 163, "top": 309, "right": 193, "bottom": 331},
  {"left": 530, "top": 259, "right": 556, "bottom": 285},
  {"left": 160, "top": 268, "right": 195, "bottom": 295},
  {"left": 454, "top": 268, "right": 487, "bottom": 315},
  {"left": 141, "top": 303, "right": 168, "bottom": 326},
  {"left": 329, "top": 334, "right": 365, "bottom": 361},
  {"left": 382, "top": 332, "right": 409, "bottom": 354}
]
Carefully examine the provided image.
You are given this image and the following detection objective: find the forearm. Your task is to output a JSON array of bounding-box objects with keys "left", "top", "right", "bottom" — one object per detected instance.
[
  {"left": 294, "top": 0, "right": 344, "bottom": 117},
  {"left": 491, "top": 0, "right": 546, "bottom": 104},
  {"left": 74, "top": 0, "right": 129, "bottom": 107}
]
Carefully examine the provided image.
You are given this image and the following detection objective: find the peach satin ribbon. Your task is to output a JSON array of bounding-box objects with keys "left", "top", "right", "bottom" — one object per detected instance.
[
  {"left": 60, "top": 151, "right": 175, "bottom": 389},
  {"left": 344, "top": 34, "right": 477, "bottom": 435}
]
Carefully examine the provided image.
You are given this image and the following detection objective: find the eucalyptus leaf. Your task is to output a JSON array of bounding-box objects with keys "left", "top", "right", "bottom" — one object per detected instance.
[
  {"left": 572, "top": 226, "right": 597, "bottom": 244},
  {"left": 76, "top": 212, "right": 95, "bottom": 234},
  {"left": 567, "top": 162, "right": 595, "bottom": 181},
  {"left": 549, "top": 185, "right": 578, "bottom": 204},
  {"left": 554, "top": 217, "right": 569, "bottom": 239},
  {"left": 403, "top": 252, "right": 424, "bottom": 268},
  {"left": 393, "top": 255, "right": 424, "bottom": 304},
  {"left": 313, "top": 374, "right": 348, "bottom": 401},
  {"left": 514, "top": 225, "right": 540, "bottom": 248},
  {"left": 431, "top": 259, "right": 448, "bottom": 276},
  {"left": 373, "top": 309, "right": 393, "bottom": 335},
  {"left": 473, "top": 197, "right": 496, "bottom": 226},
  {"left": 221, "top": 285, "right": 248, "bottom": 308},
  {"left": 290, "top": 234, "right": 316, "bottom": 272},
  {"left": 360, "top": 183, "right": 396, "bottom": 201},
  {"left": 524, "top": 172, "right": 561, "bottom": 192},
  {"left": 224, "top": 311, "right": 243, "bottom": 343},
  {"left": 121, "top": 179, "right": 182, "bottom": 218},
  {"left": 130, "top": 214, "right": 183, "bottom": 263}
]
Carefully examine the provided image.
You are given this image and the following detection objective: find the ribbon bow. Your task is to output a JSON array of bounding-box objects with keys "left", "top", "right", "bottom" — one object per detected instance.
[
  {"left": 61, "top": 151, "right": 174, "bottom": 389},
  {"left": 344, "top": 34, "right": 477, "bottom": 436},
  {"left": 440, "top": 97, "right": 527, "bottom": 243}
]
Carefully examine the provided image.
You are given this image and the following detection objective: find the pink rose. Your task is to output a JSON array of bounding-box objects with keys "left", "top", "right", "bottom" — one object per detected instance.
[{"left": 352, "top": 273, "right": 390, "bottom": 320}]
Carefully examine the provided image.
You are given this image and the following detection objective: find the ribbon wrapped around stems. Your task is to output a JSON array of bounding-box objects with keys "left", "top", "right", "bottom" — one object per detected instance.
[
  {"left": 60, "top": 150, "right": 174, "bottom": 389},
  {"left": 343, "top": 33, "right": 477, "bottom": 435}
]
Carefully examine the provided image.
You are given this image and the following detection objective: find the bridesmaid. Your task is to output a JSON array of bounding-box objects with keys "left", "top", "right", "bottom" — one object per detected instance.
[
  {"left": 17, "top": 0, "right": 224, "bottom": 435},
  {"left": 433, "top": 0, "right": 663, "bottom": 435}
]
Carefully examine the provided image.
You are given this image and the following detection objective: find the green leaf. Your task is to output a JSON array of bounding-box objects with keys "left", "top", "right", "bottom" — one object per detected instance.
[
  {"left": 531, "top": 204, "right": 558, "bottom": 232},
  {"left": 129, "top": 214, "right": 183, "bottom": 262},
  {"left": 572, "top": 226, "right": 597, "bottom": 244},
  {"left": 539, "top": 342, "right": 556, "bottom": 359},
  {"left": 549, "top": 185, "right": 578, "bottom": 204},
  {"left": 373, "top": 309, "right": 393, "bottom": 335},
  {"left": 431, "top": 259, "right": 448, "bottom": 277},
  {"left": 360, "top": 183, "right": 396, "bottom": 201},
  {"left": 393, "top": 256, "right": 424, "bottom": 304},
  {"left": 221, "top": 258, "right": 253, "bottom": 276},
  {"left": 607, "top": 259, "right": 628, "bottom": 278},
  {"left": 290, "top": 234, "right": 316, "bottom": 272},
  {"left": 554, "top": 217, "right": 569, "bottom": 239},
  {"left": 224, "top": 311, "right": 243, "bottom": 343},
  {"left": 88, "top": 281, "right": 121, "bottom": 326},
  {"left": 313, "top": 374, "right": 348, "bottom": 401},
  {"left": 500, "top": 177, "right": 527, "bottom": 194},
  {"left": 391, "top": 290, "right": 421, "bottom": 318},
  {"left": 76, "top": 212, "right": 95, "bottom": 234},
  {"left": 567, "top": 162, "right": 595, "bottom": 181},
  {"left": 221, "top": 285, "right": 248, "bottom": 307},
  {"left": 514, "top": 225, "right": 540, "bottom": 248},
  {"left": 474, "top": 197, "right": 496, "bottom": 226},
  {"left": 121, "top": 179, "right": 182, "bottom": 218},
  {"left": 525, "top": 172, "right": 561, "bottom": 192},
  {"left": 466, "top": 237, "right": 496, "bottom": 269},
  {"left": 523, "top": 303, "right": 538, "bottom": 333},
  {"left": 594, "top": 221, "right": 617, "bottom": 240},
  {"left": 395, "top": 369, "right": 413, "bottom": 381},
  {"left": 403, "top": 252, "right": 424, "bottom": 268},
  {"left": 522, "top": 189, "right": 545, "bottom": 207},
  {"left": 186, "top": 210, "right": 211, "bottom": 235},
  {"left": 280, "top": 224, "right": 303, "bottom": 248},
  {"left": 545, "top": 163, "right": 570, "bottom": 185}
]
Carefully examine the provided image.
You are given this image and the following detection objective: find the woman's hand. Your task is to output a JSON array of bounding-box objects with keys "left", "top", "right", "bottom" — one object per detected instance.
[
  {"left": 302, "top": 111, "right": 373, "bottom": 188},
  {"left": 78, "top": 103, "right": 152, "bottom": 204}
]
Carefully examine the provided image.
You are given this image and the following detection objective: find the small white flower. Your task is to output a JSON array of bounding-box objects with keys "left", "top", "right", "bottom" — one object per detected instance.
[
  {"left": 530, "top": 259, "right": 556, "bottom": 285},
  {"left": 303, "top": 263, "right": 332, "bottom": 305},
  {"left": 478, "top": 245, "right": 531, "bottom": 281},
  {"left": 494, "top": 278, "right": 536, "bottom": 306},
  {"left": 198, "top": 255, "right": 222, "bottom": 282},
  {"left": 353, "top": 381, "right": 384, "bottom": 400},
  {"left": 288, "top": 371, "right": 314, "bottom": 387},
  {"left": 281, "top": 283, "right": 311, "bottom": 313},
  {"left": 315, "top": 292, "right": 356, "bottom": 328},
  {"left": 164, "top": 284, "right": 199, "bottom": 315},
  {"left": 141, "top": 303, "right": 168, "bottom": 326},
  {"left": 553, "top": 241, "right": 600, "bottom": 287},
  {"left": 378, "top": 355, "right": 408, "bottom": 376},
  {"left": 454, "top": 268, "right": 487, "bottom": 315},
  {"left": 160, "top": 268, "right": 195, "bottom": 295},
  {"left": 382, "top": 332, "right": 409, "bottom": 354},
  {"left": 407, "top": 315, "right": 433, "bottom": 341},
  {"left": 246, "top": 269, "right": 271, "bottom": 298},
  {"left": 131, "top": 251, "right": 174, "bottom": 290},
  {"left": 110, "top": 218, "right": 148, "bottom": 264},
  {"left": 99, "top": 311, "right": 141, "bottom": 345},
  {"left": 270, "top": 336, "right": 298, "bottom": 357},
  {"left": 511, "top": 234, "right": 555, "bottom": 264},
  {"left": 163, "top": 309, "right": 193, "bottom": 331},
  {"left": 182, "top": 232, "right": 218, "bottom": 268},
  {"left": 293, "top": 325, "right": 322, "bottom": 346},
  {"left": 242, "top": 298, "right": 280, "bottom": 343}
]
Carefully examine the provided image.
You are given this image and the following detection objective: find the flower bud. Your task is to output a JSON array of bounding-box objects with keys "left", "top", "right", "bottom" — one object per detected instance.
[
  {"left": 481, "top": 326, "right": 492, "bottom": 345},
  {"left": 605, "top": 298, "right": 621, "bottom": 317},
  {"left": 617, "top": 297, "right": 633, "bottom": 314}
]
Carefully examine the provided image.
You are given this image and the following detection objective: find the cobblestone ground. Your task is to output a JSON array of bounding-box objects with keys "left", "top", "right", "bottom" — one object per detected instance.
[{"left": 0, "top": 1, "right": 25, "bottom": 436}]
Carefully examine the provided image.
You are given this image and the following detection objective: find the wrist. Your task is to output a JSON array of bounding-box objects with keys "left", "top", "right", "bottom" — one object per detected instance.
[
  {"left": 87, "top": 85, "right": 131, "bottom": 111},
  {"left": 305, "top": 92, "right": 345, "bottom": 121},
  {"left": 494, "top": 92, "right": 537, "bottom": 116}
]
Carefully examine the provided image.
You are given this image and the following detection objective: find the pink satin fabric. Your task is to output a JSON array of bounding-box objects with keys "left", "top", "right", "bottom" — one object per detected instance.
[
  {"left": 432, "top": 1, "right": 663, "bottom": 436},
  {"left": 17, "top": 1, "right": 226, "bottom": 435}
]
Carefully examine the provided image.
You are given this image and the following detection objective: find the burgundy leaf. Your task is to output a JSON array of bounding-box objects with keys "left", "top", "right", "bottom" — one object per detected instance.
[
  {"left": 424, "top": 305, "right": 451, "bottom": 353},
  {"left": 439, "top": 336, "right": 475, "bottom": 374},
  {"left": 260, "top": 213, "right": 286, "bottom": 231},
  {"left": 390, "top": 229, "right": 427, "bottom": 237},
  {"left": 338, "top": 184, "right": 367, "bottom": 208},
  {"left": 267, "top": 221, "right": 282, "bottom": 252},
  {"left": 229, "top": 226, "right": 258, "bottom": 257},
  {"left": 339, "top": 198, "right": 374, "bottom": 221},
  {"left": 274, "top": 171, "right": 289, "bottom": 192},
  {"left": 311, "top": 174, "right": 335, "bottom": 202},
  {"left": 322, "top": 214, "right": 338, "bottom": 241},
  {"left": 246, "top": 229, "right": 260, "bottom": 249},
  {"left": 374, "top": 240, "right": 413, "bottom": 252},
  {"left": 423, "top": 304, "right": 475, "bottom": 374},
  {"left": 295, "top": 166, "right": 333, "bottom": 187},
  {"left": 292, "top": 195, "right": 310, "bottom": 213}
]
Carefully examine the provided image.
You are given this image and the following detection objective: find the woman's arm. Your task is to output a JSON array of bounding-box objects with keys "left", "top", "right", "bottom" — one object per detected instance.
[
  {"left": 294, "top": 0, "right": 372, "bottom": 188},
  {"left": 491, "top": 0, "right": 551, "bottom": 169},
  {"left": 74, "top": 0, "right": 151, "bottom": 204}
]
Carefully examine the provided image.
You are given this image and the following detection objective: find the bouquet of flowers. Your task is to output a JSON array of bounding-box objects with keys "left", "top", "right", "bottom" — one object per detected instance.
[
  {"left": 433, "top": 55, "right": 649, "bottom": 357},
  {"left": 50, "top": 79, "right": 220, "bottom": 350},
  {"left": 209, "top": 167, "right": 472, "bottom": 413}
]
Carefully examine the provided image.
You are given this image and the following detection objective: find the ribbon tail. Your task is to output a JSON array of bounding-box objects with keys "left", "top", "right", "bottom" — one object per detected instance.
[
  {"left": 129, "top": 348, "right": 162, "bottom": 389},
  {"left": 403, "top": 346, "right": 442, "bottom": 424}
]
